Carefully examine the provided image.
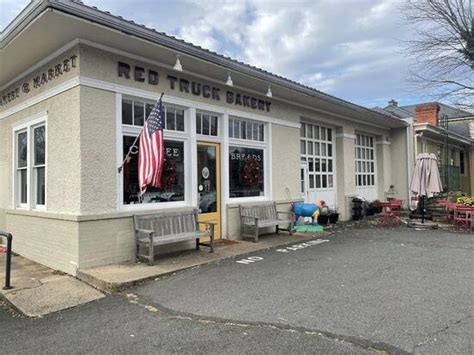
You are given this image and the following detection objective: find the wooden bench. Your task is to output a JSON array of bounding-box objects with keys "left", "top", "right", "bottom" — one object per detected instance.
[
  {"left": 239, "top": 202, "right": 294, "bottom": 242},
  {"left": 133, "top": 209, "right": 214, "bottom": 265}
]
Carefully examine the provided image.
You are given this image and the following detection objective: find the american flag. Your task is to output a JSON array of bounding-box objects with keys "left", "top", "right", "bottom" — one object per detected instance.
[{"left": 138, "top": 97, "right": 164, "bottom": 197}]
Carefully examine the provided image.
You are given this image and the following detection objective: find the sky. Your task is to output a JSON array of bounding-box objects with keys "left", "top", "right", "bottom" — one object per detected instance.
[{"left": 0, "top": 0, "right": 430, "bottom": 109}]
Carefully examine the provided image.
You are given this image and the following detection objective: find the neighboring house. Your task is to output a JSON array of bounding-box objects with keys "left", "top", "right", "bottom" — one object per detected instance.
[
  {"left": 0, "top": 1, "right": 409, "bottom": 275},
  {"left": 383, "top": 100, "right": 474, "bottom": 194}
]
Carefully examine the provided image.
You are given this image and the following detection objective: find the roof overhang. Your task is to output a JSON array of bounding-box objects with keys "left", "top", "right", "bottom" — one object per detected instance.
[
  {"left": 1, "top": 0, "right": 407, "bottom": 129},
  {"left": 414, "top": 123, "right": 472, "bottom": 147}
]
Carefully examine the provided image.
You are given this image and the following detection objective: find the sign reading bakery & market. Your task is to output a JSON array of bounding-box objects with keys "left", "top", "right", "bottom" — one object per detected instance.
[
  {"left": 0, "top": 55, "right": 77, "bottom": 107},
  {"left": 118, "top": 61, "right": 272, "bottom": 112}
]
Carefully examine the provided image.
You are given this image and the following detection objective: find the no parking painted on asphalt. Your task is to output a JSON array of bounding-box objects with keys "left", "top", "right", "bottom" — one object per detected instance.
[{"left": 236, "top": 239, "right": 329, "bottom": 265}]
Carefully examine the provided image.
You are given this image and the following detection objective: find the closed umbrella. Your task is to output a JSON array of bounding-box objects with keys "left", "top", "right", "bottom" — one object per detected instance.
[{"left": 410, "top": 153, "right": 443, "bottom": 222}]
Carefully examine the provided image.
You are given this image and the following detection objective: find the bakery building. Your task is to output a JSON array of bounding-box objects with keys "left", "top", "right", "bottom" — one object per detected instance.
[{"left": 0, "top": 1, "right": 408, "bottom": 275}]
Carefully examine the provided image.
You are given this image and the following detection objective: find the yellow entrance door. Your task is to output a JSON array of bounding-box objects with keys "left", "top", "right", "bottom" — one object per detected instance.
[{"left": 197, "top": 142, "right": 221, "bottom": 239}]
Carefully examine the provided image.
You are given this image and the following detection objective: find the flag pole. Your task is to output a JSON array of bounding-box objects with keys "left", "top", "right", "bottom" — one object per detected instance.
[{"left": 118, "top": 92, "right": 164, "bottom": 173}]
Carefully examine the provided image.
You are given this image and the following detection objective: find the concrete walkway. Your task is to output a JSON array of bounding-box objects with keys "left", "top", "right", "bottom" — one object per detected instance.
[
  {"left": 0, "top": 254, "right": 104, "bottom": 317},
  {"left": 78, "top": 231, "right": 331, "bottom": 292}
]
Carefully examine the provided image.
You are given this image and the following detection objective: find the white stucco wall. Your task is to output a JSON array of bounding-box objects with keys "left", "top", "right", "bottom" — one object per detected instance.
[{"left": 79, "top": 86, "right": 117, "bottom": 214}]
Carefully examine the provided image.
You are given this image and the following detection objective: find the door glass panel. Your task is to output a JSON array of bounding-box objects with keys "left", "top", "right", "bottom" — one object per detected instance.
[{"left": 197, "top": 145, "right": 217, "bottom": 213}]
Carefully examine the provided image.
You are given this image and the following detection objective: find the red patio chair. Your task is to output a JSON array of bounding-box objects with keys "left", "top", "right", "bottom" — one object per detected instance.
[
  {"left": 446, "top": 202, "right": 458, "bottom": 224},
  {"left": 453, "top": 206, "right": 474, "bottom": 231},
  {"left": 378, "top": 200, "right": 403, "bottom": 227}
]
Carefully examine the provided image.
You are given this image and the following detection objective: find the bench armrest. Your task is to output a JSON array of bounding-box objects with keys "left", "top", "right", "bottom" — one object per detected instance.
[
  {"left": 136, "top": 228, "right": 154, "bottom": 243},
  {"left": 197, "top": 221, "right": 215, "bottom": 232},
  {"left": 136, "top": 228, "right": 154, "bottom": 235}
]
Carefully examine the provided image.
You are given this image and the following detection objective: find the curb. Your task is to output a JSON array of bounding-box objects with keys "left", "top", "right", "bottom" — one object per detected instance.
[{"left": 0, "top": 291, "right": 25, "bottom": 317}]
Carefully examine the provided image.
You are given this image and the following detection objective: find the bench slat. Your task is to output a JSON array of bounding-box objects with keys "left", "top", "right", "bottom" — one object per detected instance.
[{"left": 138, "top": 231, "right": 211, "bottom": 246}]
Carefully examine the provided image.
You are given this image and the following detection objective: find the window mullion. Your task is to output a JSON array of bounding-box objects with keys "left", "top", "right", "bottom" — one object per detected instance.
[{"left": 26, "top": 128, "right": 32, "bottom": 208}]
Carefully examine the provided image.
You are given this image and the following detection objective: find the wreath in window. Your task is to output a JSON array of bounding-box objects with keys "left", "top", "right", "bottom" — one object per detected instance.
[
  {"left": 161, "top": 158, "right": 177, "bottom": 189},
  {"left": 242, "top": 158, "right": 262, "bottom": 188}
]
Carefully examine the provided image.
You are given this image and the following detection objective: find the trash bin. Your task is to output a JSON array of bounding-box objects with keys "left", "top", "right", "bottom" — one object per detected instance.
[{"left": 352, "top": 198, "right": 363, "bottom": 220}]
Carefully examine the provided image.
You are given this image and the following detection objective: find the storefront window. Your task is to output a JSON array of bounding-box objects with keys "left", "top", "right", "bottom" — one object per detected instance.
[
  {"left": 122, "top": 136, "right": 185, "bottom": 204},
  {"left": 355, "top": 134, "right": 375, "bottom": 186},
  {"left": 196, "top": 112, "right": 219, "bottom": 136},
  {"left": 229, "top": 146, "right": 264, "bottom": 198},
  {"left": 122, "top": 98, "right": 184, "bottom": 132},
  {"left": 229, "top": 117, "right": 264, "bottom": 141},
  {"left": 300, "top": 122, "right": 334, "bottom": 189}
]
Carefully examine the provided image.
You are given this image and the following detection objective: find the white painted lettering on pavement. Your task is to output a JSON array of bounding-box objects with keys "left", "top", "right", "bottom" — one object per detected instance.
[
  {"left": 236, "top": 256, "right": 264, "bottom": 265},
  {"left": 236, "top": 239, "right": 329, "bottom": 264}
]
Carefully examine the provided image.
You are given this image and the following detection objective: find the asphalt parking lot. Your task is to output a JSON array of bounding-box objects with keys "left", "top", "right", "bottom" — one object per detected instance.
[
  {"left": 134, "top": 225, "right": 473, "bottom": 354},
  {"left": 1, "top": 224, "right": 472, "bottom": 354}
]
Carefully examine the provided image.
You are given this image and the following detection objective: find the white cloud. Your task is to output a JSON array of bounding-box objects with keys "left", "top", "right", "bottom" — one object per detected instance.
[
  {"left": 1, "top": 0, "right": 419, "bottom": 108},
  {"left": 0, "top": 0, "right": 30, "bottom": 31}
]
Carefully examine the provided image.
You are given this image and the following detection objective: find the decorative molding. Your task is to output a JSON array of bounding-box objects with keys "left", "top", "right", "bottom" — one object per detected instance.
[
  {"left": 10, "top": 110, "right": 48, "bottom": 129},
  {"left": 0, "top": 77, "right": 80, "bottom": 120},
  {"left": 375, "top": 140, "right": 391, "bottom": 145},
  {"left": 0, "top": 75, "right": 298, "bottom": 129},
  {"left": 335, "top": 133, "right": 356, "bottom": 140}
]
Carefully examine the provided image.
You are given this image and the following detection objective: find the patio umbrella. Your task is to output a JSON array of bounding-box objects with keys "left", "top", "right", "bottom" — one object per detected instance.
[{"left": 410, "top": 153, "right": 443, "bottom": 222}]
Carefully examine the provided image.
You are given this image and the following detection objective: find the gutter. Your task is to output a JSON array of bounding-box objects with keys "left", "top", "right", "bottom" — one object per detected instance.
[{"left": 0, "top": 0, "right": 405, "bottom": 128}]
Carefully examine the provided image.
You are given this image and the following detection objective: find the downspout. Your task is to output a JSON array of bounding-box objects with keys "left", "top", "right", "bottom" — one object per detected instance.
[
  {"left": 412, "top": 127, "right": 423, "bottom": 208},
  {"left": 414, "top": 132, "right": 422, "bottom": 158}
]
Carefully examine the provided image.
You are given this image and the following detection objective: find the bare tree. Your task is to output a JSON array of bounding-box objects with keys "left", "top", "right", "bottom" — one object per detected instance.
[{"left": 403, "top": 0, "right": 473, "bottom": 109}]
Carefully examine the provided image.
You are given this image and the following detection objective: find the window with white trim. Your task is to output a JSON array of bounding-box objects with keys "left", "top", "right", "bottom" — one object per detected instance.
[
  {"left": 228, "top": 117, "right": 264, "bottom": 141},
  {"left": 228, "top": 117, "right": 267, "bottom": 198},
  {"left": 122, "top": 98, "right": 185, "bottom": 131},
  {"left": 300, "top": 122, "right": 334, "bottom": 189},
  {"left": 121, "top": 96, "right": 188, "bottom": 206},
  {"left": 196, "top": 112, "right": 219, "bottom": 136},
  {"left": 14, "top": 121, "right": 46, "bottom": 208},
  {"left": 355, "top": 134, "right": 375, "bottom": 187}
]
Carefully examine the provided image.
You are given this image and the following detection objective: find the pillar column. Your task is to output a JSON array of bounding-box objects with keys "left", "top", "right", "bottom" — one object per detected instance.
[
  {"left": 335, "top": 127, "right": 356, "bottom": 221},
  {"left": 376, "top": 135, "right": 392, "bottom": 200}
]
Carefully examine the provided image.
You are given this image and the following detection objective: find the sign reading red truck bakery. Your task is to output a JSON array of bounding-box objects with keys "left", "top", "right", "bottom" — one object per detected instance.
[{"left": 118, "top": 61, "right": 272, "bottom": 113}]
